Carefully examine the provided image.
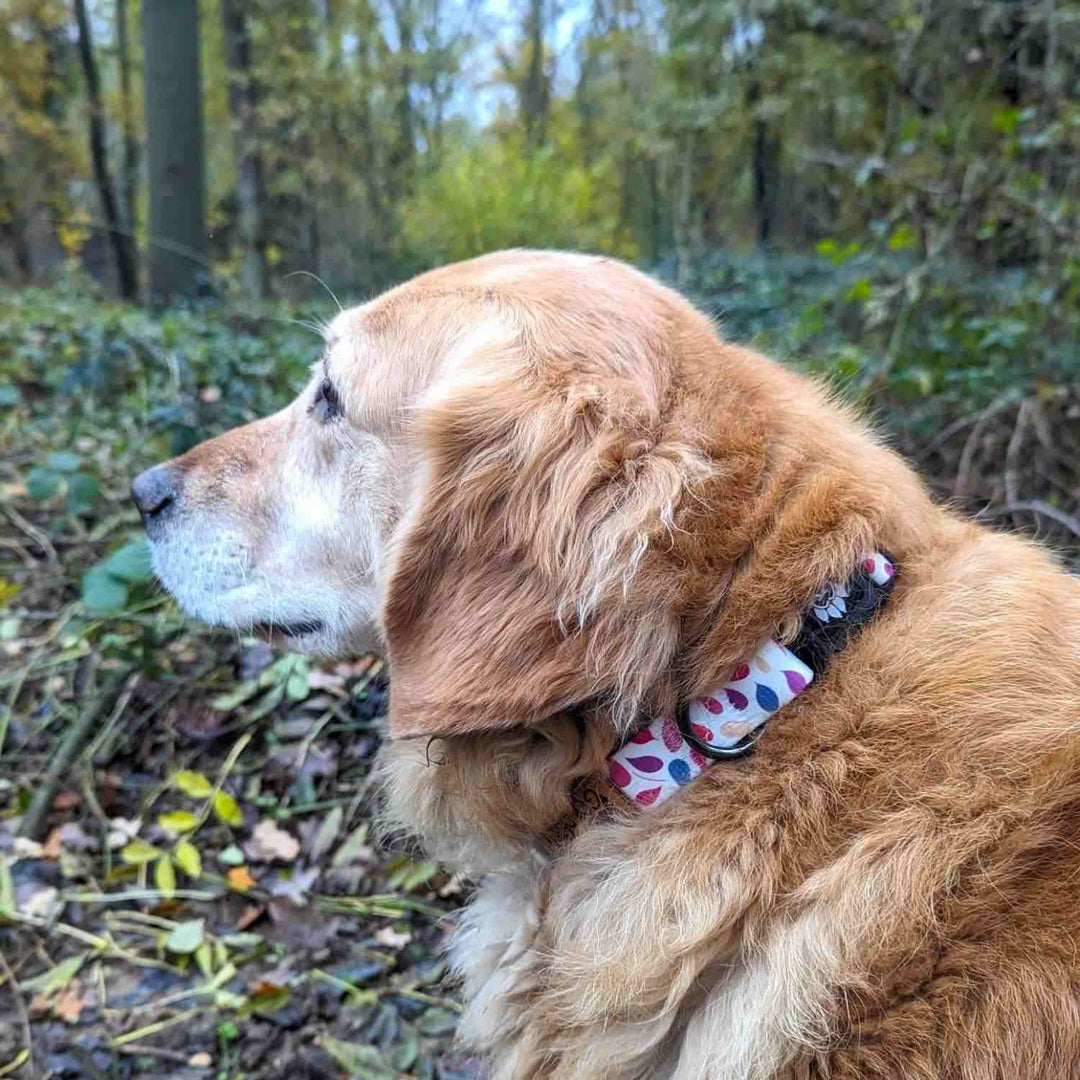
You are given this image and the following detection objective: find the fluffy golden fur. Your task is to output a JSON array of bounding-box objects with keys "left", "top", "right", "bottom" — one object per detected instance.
[{"left": 139, "top": 251, "right": 1080, "bottom": 1078}]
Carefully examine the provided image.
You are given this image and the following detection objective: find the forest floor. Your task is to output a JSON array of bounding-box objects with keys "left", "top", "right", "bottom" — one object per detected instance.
[{"left": 1, "top": 267, "right": 1078, "bottom": 1079}]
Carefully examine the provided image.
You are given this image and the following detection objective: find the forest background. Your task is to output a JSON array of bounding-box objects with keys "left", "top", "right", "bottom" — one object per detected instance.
[{"left": 1, "top": 2, "right": 1079, "bottom": 1078}]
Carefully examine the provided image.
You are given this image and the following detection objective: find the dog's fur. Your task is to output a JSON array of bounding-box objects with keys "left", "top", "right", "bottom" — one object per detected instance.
[{"left": 140, "top": 251, "right": 1080, "bottom": 1078}]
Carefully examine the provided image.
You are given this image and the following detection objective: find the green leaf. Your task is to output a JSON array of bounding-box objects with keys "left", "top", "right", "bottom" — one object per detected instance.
[
  {"left": 174, "top": 839, "right": 202, "bottom": 878},
  {"left": 47, "top": 451, "right": 82, "bottom": 472},
  {"left": 416, "top": 1006, "right": 459, "bottom": 1036},
  {"left": 20, "top": 954, "right": 85, "bottom": 996},
  {"left": 316, "top": 1036, "right": 397, "bottom": 1079},
  {"left": 218, "top": 844, "right": 245, "bottom": 867},
  {"left": 26, "top": 467, "right": 60, "bottom": 502},
  {"left": 387, "top": 860, "right": 439, "bottom": 892},
  {"left": 165, "top": 918, "right": 205, "bottom": 955},
  {"left": 120, "top": 840, "right": 161, "bottom": 865},
  {"left": 213, "top": 791, "right": 243, "bottom": 827},
  {"left": 66, "top": 472, "right": 100, "bottom": 514},
  {"left": 248, "top": 683, "right": 285, "bottom": 720},
  {"left": 101, "top": 538, "right": 154, "bottom": 583},
  {"left": 157, "top": 810, "right": 199, "bottom": 834},
  {"left": 285, "top": 669, "right": 310, "bottom": 701},
  {"left": 155, "top": 856, "right": 177, "bottom": 899},
  {"left": 888, "top": 223, "right": 918, "bottom": 251},
  {"left": 173, "top": 770, "right": 214, "bottom": 798},
  {"left": 195, "top": 940, "right": 214, "bottom": 979},
  {"left": 81, "top": 567, "right": 129, "bottom": 614},
  {"left": 389, "top": 1029, "right": 420, "bottom": 1073},
  {"left": 210, "top": 680, "right": 260, "bottom": 712}
]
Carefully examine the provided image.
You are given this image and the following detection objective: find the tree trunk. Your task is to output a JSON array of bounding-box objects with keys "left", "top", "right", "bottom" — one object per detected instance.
[
  {"left": 142, "top": 0, "right": 208, "bottom": 303},
  {"left": 73, "top": 0, "right": 138, "bottom": 299},
  {"left": 221, "top": 0, "right": 268, "bottom": 302},
  {"left": 522, "top": 0, "right": 549, "bottom": 142},
  {"left": 748, "top": 77, "right": 780, "bottom": 248},
  {"left": 116, "top": 0, "right": 140, "bottom": 253}
]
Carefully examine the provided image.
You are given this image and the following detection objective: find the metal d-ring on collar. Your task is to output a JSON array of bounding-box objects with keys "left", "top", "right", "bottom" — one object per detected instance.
[{"left": 674, "top": 698, "right": 762, "bottom": 760}]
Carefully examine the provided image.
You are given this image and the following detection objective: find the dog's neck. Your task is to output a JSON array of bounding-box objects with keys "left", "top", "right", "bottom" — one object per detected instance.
[{"left": 607, "top": 551, "right": 897, "bottom": 807}]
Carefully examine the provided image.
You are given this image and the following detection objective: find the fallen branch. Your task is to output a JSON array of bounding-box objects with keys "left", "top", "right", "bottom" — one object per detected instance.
[
  {"left": 18, "top": 659, "right": 123, "bottom": 841},
  {"left": 978, "top": 500, "right": 1080, "bottom": 539}
]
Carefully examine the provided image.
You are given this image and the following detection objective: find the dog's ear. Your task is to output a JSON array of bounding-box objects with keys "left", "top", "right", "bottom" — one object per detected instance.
[{"left": 380, "top": 334, "right": 765, "bottom": 740}]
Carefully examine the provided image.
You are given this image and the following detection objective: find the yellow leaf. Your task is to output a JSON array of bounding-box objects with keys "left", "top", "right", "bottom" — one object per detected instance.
[
  {"left": 173, "top": 839, "right": 202, "bottom": 879},
  {"left": 120, "top": 840, "right": 160, "bottom": 865},
  {"left": 173, "top": 770, "right": 213, "bottom": 798},
  {"left": 157, "top": 810, "right": 199, "bottom": 834},
  {"left": 213, "top": 791, "right": 242, "bottom": 827},
  {"left": 227, "top": 866, "right": 256, "bottom": 890},
  {"left": 195, "top": 940, "right": 214, "bottom": 979},
  {"left": 265, "top": 243, "right": 282, "bottom": 267},
  {"left": 155, "top": 857, "right": 176, "bottom": 899}
]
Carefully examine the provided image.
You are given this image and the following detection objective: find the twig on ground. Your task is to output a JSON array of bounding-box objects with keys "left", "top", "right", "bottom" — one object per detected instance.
[
  {"left": 18, "top": 661, "right": 123, "bottom": 841},
  {"left": 3, "top": 506, "right": 58, "bottom": 566},
  {"left": 0, "top": 946, "right": 35, "bottom": 1080},
  {"left": 978, "top": 500, "right": 1080, "bottom": 538},
  {"left": 1004, "top": 399, "right": 1031, "bottom": 529},
  {"left": 115, "top": 1045, "right": 193, "bottom": 1065},
  {"left": 955, "top": 396, "right": 1012, "bottom": 498}
]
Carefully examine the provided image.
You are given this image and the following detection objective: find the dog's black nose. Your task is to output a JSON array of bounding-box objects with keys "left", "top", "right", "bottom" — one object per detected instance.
[{"left": 130, "top": 464, "right": 183, "bottom": 533}]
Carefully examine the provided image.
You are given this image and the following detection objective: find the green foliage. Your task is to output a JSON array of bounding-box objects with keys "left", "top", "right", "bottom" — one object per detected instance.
[
  {"left": 402, "top": 130, "right": 637, "bottom": 266},
  {"left": 81, "top": 538, "right": 154, "bottom": 614}
]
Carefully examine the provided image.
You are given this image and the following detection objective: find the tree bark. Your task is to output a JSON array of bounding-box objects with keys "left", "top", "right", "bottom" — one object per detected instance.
[
  {"left": 142, "top": 0, "right": 209, "bottom": 303},
  {"left": 221, "top": 0, "right": 268, "bottom": 302},
  {"left": 73, "top": 0, "right": 138, "bottom": 299},
  {"left": 522, "top": 0, "right": 549, "bottom": 142},
  {"left": 116, "top": 0, "right": 140, "bottom": 253}
]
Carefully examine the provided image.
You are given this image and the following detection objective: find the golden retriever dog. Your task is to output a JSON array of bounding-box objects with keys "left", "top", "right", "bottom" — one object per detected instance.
[{"left": 132, "top": 251, "right": 1080, "bottom": 1079}]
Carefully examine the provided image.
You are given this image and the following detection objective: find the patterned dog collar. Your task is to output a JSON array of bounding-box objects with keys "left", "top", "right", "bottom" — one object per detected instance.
[{"left": 607, "top": 551, "right": 897, "bottom": 807}]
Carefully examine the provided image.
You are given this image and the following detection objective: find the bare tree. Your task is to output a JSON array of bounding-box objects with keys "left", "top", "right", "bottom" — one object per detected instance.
[
  {"left": 221, "top": 0, "right": 268, "bottom": 301},
  {"left": 73, "top": 0, "right": 138, "bottom": 298},
  {"left": 142, "top": 0, "right": 208, "bottom": 302}
]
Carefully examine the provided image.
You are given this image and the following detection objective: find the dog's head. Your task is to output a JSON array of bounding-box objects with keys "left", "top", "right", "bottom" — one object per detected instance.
[{"left": 135, "top": 250, "right": 909, "bottom": 743}]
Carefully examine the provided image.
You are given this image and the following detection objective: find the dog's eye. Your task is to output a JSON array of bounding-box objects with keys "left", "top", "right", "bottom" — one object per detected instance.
[{"left": 311, "top": 377, "right": 343, "bottom": 423}]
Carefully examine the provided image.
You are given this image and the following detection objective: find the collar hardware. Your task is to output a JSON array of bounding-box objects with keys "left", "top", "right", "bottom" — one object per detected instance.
[{"left": 606, "top": 551, "right": 897, "bottom": 808}]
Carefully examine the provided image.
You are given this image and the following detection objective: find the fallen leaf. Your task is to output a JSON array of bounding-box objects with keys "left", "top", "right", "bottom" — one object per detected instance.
[
  {"left": 20, "top": 954, "right": 84, "bottom": 995},
  {"left": 42, "top": 829, "right": 62, "bottom": 859},
  {"left": 267, "top": 866, "right": 319, "bottom": 905},
  {"left": 165, "top": 918, "right": 205, "bottom": 955},
  {"left": 308, "top": 805, "right": 342, "bottom": 862},
  {"left": 317, "top": 1036, "right": 396, "bottom": 1079},
  {"left": 218, "top": 844, "right": 245, "bottom": 866},
  {"left": 374, "top": 925, "right": 413, "bottom": 949},
  {"left": 157, "top": 810, "right": 199, "bottom": 834},
  {"left": 20, "top": 885, "right": 61, "bottom": 920},
  {"left": 120, "top": 840, "right": 160, "bottom": 865},
  {"left": 173, "top": 770, "right": 213, "bottom": 798},
  {"left": 307, "top": 669, "right": 346, "bottom": 694},
  {"left": 235, "top": 904, "right": 265, "bottom": 931},
  {"left": 246, "top": 819, "right": 300, "bottom": 863},
  {"left": 53, "top": 985, "right": 85, "bottom": 1023},
  {"left": 188, "top": 1052, "right": 213, "bottom": 1068},
  {"left": 57, "top": 822, "right": 98, "bottom": 852},
  {"left": 331, "top": 823, "right": 374, "bottom": 868},
  {"left": 213, "top": 791, "right": 243, "bottom": 827},
  {"left": 155, "top": 856, "right": 177, "bottom": 899},
  {"left": 174, "top": 839, "right": 202, "bottom": 878},
  {"left": 227, "top": 866, "right": 257, "bottom": 890},
  {"left": 106, "top": 817, "right": 141, "bottom": 849},
  {"left": 12, "top": 837, "right": 43, "bottom": 859}
]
